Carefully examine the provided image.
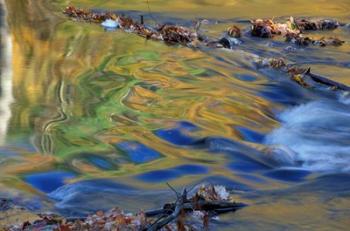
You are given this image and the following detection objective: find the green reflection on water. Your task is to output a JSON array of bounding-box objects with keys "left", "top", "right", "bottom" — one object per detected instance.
[
  {"left": 3, "top": 0, "right": 350, "bottom": 184},
  {"left": 1, "top": 1, "right": 350, "bottom": 229}
]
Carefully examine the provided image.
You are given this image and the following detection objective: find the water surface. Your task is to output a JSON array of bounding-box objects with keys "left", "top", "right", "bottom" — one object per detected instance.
[{"left": 1, "top": 0, "right": 350, "bottom": 230}]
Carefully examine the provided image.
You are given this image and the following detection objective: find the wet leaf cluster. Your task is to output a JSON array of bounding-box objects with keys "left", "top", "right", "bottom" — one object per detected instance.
[
  {"left": 295, "top": 18, "right": 339, "bottom": 31},
  {"left": 157, "top": 25, "right": 197, "bottom": 44},
  {"left": 251, "top": 18, "right": 300, "bottom": 38},
  {"left": 63, "top": 6, "right": 198, "bottom": 46},
  {"left": 63, "top": 6, "right": 117, "bottom": 23},
  {"left": 250, "top": 17, "right": 344, "bottom": 47}
]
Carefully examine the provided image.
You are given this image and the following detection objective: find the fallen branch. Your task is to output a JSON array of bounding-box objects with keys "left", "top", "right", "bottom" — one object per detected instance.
[
  {"left": 257, "top": 58, "right": 350, "bottom": 91},
  {"left": 5, "top": 184, "right": 245, "bottom": 231},
  {"left": 306, "top": 69, "right": 350, "bottom": 91},
  {"left": 145, "top": 199, "right": 244, "bottom": 218},
  {"left": 146, "top": 188, "right": 187, "bottom": 231}
]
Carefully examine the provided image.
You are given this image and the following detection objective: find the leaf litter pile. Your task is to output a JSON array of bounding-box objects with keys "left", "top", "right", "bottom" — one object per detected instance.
[
  {"left": 4, "top": 184, "right": 245, "bottom": 231},
  {"left": 63, "top": 6, "right": 350, "bottom": 93},
  {"left": 250, "top": 17, "right": 344, "bottom": 46}
]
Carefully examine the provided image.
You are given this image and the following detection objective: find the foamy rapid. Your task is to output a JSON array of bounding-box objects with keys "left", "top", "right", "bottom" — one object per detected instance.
[{"left": 265, "top": 99, "right": 350, "bottom": 172}]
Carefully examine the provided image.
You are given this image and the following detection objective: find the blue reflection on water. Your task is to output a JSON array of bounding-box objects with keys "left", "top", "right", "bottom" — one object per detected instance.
[
  {"left": 228, "top": 160, "right": 270, "bottom": 173},
  {"left": 0, "top": 147, "right": 18, "bottom": 156},
  {"left": 87, "top": 155, "right": 113, "bottom": 170},
  {"left": 136, "top": 164, "right": 208, "bottom": 182},
  {"left": 259, "top": 82, "right": 308, "bottom": 106},
  {"left": 117, "top": 141, "right": 162, "bottom": 164},
  {"left": 235, "top": 73, "right": 257, "bottom": 82},
  {"left": 264, "top": 169, "right": 311, "bottom": 182},
  {"left": 24, "top": 171, "right": 76, "bottom": 193},
  {"left": 236, "top": 126, "right": 265, "bottom": 143},
  {"left": 155, "top": 121, "right": 204, "bottom": 146}
]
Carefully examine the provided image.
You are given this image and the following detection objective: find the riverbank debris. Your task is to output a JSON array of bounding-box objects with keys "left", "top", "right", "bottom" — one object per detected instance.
[
  {"left": 63, "top": 6, "right": 117, "bottom": 23},
  {"left": 250, "top": 17, "right": 300, "bottom": 38},
  {"left": 285, "top": 33, "right": 345, "bottom": 46},
  {"left": 4, "top": 184, "right": 245, "bottom": 231},
  {"left": 64, "top": 6, "right": 199, "bottom": 46},
  {"left": 214, "top": 25, "right": 243, "bottom": 48},
  {"left": 63, "top": 5, "right": 348, "bottom": 91},
  {"left": 256, "top": 57, "right": 350, "bottom": 91},
  {"left": 295, "top": 18, "right": 340, "bottom": 31},
  {"left": 157, "top": 24, "right": 198, "bottom": 44},
  {"left": 227, "top": 25, "right": 241, "bottom": 38},
  {"left": 0, "top": 199, "right": 40, "bottom": 230},
  {"left": 64, "top": 6, "right": 346, "bottom": 48},
  {"left": 250, "top": 17, "right": 344, "bottom": 47}
]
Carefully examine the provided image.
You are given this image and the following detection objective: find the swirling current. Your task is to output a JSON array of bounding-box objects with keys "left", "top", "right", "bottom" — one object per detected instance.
[{"left": 1, "top": 0, "right": 350, "bottom": 230}]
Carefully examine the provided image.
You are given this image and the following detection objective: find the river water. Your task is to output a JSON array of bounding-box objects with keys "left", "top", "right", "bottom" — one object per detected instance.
[{"left": 1, "top": 0, "right": 350, "bottom": 230}]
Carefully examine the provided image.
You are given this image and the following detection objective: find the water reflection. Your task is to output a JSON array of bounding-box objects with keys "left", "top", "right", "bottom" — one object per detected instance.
[
  {"left": 0, "top": 0, "right": 13, "bottom": 146},
  {"left": 1, "top": 0, "right": 350, "bottom": 230}
]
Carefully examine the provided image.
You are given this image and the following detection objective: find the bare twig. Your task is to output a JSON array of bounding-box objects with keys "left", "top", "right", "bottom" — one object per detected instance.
[
  {"left": 166, "top": 182, "right": 180, "bottom": 199},
  {"left": 146, "top": 189, "right": 187, "bottom": 231}
]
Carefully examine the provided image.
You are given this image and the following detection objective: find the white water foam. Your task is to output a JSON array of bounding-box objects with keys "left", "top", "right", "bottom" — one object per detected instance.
[
  {"left": 265, "top": 100, "right": 350, "bottom": 172},
  {"left": 338, "top": 91, "right": 350, "bottom": 105}
]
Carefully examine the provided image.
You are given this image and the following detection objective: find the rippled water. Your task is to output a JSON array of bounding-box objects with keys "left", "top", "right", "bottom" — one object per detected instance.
[{"left": 1, "top": 0, "right": 350, "bottom": 230}]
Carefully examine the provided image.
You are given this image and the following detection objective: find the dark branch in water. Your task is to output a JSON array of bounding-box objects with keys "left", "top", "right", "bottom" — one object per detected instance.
[
  {"left": 146, "top": 188, "right": 187, "bottom": 231},
  {"left": 4, "top": 185, "right": 245, "bottom": 230},
  {"left": 307, "top": 69, "right": 350, "bottom": 91},
  {"left": 259, "top": 58, "right": 350, "bottom": 91}
]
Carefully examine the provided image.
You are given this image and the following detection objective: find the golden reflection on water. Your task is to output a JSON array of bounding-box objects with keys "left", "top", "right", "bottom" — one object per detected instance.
[
  {"left": 68, "top": 0, "right": 350, "bottom": 19},
  {"left": 1, "top": 0, "right": 350, "bottom": 230},
  {"left": 2, "top": 0, "right": 277, "bottom": 180},
  {"left": 0, "top": 0, "right": 347, "bottom": 188}
]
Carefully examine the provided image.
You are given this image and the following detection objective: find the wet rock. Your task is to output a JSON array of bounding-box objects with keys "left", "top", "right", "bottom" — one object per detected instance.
[
  {"left": 284, "top": 46, "right": 298, "bottom": 52},
  {"left": 218, "top": 36, "right": 242, "bottom": 49}
]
